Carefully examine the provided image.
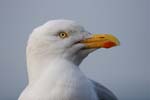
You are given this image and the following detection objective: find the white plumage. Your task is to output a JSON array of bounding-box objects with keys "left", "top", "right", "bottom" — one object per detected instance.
[{"left": 19, "top": 19, "right": 117, "bottom": 100}]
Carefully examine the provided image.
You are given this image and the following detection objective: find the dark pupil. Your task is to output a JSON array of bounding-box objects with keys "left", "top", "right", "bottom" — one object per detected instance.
[{"left": 61, "top": 33, "right": 65, "bottom": 36}]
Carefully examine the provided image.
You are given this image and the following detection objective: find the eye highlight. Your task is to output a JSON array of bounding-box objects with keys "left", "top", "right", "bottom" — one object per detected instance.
[{"left": 58, "top": 32, "right": 69, "bottom": 39}]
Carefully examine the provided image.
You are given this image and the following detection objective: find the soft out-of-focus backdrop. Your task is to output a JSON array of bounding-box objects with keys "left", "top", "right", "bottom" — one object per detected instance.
[{"left": 0, "top": 0, "right": 149, "bottom": 100}]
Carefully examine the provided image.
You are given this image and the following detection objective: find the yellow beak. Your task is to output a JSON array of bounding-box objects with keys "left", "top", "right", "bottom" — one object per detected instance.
[{"left": 80, "top": 34, "right": 120, "bottom": 49}]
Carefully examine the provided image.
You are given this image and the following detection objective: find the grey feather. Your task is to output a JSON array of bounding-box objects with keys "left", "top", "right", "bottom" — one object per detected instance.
[{"left": 90, "top": 80, "right": 118, "bottom": 100}]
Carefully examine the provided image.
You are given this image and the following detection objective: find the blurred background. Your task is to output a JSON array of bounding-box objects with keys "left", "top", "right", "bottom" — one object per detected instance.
[{"left": 0, "top": 0, "right": 149, "bottom": 100}]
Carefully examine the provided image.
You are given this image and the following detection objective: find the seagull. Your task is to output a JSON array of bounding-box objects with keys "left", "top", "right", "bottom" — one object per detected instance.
[{"left": 18, "top": 19, "right": 119, "bottom": 100}]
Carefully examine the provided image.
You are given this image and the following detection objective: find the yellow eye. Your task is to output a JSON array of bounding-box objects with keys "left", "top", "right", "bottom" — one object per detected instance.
[{"left": 59, "top": 32, "right": 68, "bottom": 39}]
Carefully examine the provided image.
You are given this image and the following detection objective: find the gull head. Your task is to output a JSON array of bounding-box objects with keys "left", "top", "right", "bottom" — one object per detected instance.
[{"left": 27, "top": 19, "right": 119, "bottom": 66}]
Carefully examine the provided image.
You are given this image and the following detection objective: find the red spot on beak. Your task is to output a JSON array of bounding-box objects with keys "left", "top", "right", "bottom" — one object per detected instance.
[{"left": 103, "top": 41, "right": 116, "bottom": 48}]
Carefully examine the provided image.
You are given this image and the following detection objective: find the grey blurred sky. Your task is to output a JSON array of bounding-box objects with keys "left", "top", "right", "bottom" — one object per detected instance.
[{"left": 0, "top": 0, "right": 149, "bottom": 100}]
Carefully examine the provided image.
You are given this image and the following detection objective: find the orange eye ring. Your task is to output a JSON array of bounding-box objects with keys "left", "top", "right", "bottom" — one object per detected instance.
[{"left": 59, "top": 32, "right": 69, "bottom": 39}]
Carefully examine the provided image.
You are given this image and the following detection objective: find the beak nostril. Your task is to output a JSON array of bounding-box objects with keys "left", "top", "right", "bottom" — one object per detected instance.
[{"left": 99, "top": 37, "right": 105, "bottom": 38}]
